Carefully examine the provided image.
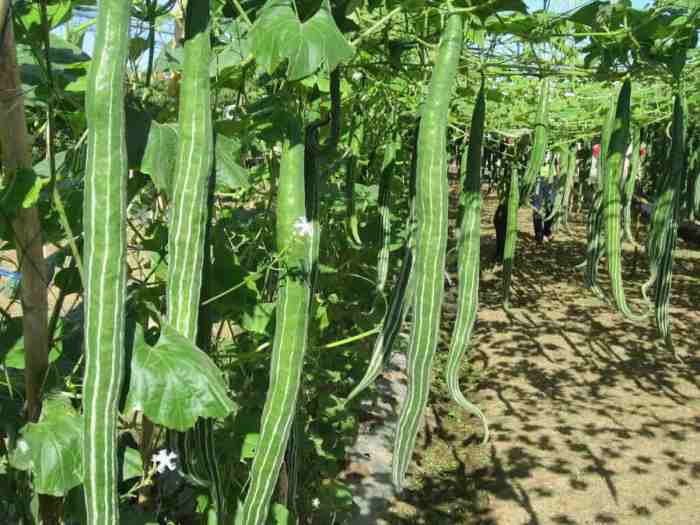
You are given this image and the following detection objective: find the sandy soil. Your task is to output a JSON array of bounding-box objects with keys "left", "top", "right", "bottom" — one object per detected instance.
[{"left": 384, "top": 191, "right": 700, "bottom": 525}]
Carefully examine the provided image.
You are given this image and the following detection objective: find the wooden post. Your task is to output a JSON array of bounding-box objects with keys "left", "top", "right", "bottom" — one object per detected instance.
[{"left": 0, "top": 1, "right": 49, "bottom": 424}]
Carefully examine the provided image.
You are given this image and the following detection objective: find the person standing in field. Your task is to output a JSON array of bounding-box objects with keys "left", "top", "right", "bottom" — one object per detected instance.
[{"left": 532, "top": 151, "right": 557, "bottom": 243}]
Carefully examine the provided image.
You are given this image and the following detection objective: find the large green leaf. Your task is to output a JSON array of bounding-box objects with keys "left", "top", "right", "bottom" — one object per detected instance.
[
  {"left": 249, "top": 0, "right": 354, "bottom": 80},
  {"left": 215, "top": 133, "right": 249, "bottom": 191},
  {"left": 141, "top": 122, "right": 179, "bottom": 197},
  {"left": 9, "top": 395, "right": 83, "bottom": 497},
  {"left": 125, "top": 325, "right": 236, "bottom": 431}
]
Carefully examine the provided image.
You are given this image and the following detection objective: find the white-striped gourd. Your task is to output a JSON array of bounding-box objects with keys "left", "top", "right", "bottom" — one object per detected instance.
[
  {"left": 583, "top": 98, "right": 616, "bottom": 299},
  {"left": 392, "top": 13, "right": 463, "bottom": 490},
  {"left": 82, "top": 1, "right": 131, "bottom": 522},
  {"left": 502, "top": 164, "right": 519, "bottom": 309},
  {"left": 519, "top": 78, "right": 549, "bottom": 205},
  {"left": 651, "top": 93, "right": 686, "bottom": 356},
  {"left": 445, "top": 80, "right": 488, "bottom": 441},
  {"left": 603, "top": 79, "right": 645, "bottom": 321},
  {"left": 163, "top": 1, "right": 223, "bottom": 517},
  {"left": 622, "top": 126, "right": 641, "bottom": 244},
  {"left": 502, "top": 77, "right": 549, "bottom": 306},
  {"left": 239, "top": 116, "right": 312, "bottom": 525},
  {"left": 166, "top": 0, "right": 213, "bottom": 338}
]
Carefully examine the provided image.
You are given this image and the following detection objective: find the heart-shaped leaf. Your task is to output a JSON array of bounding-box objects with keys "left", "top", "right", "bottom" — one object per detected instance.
[
  {"left": 10, "top": 395, "right": 83, "bottom": 496},
  {"left": 125, "top": 325, "right": 236, "bottom": 431},
  {"left": 249, "top": 0, "right": 354, "bottom": 80}
]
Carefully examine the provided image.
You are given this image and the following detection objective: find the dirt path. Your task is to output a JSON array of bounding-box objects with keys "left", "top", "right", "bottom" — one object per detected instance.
[{"left": 384, "top": 192, "right": 700, "bottom": 525}]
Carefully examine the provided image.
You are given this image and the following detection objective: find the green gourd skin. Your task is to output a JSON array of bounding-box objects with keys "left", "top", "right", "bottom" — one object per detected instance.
[
  {"left": 164, "top": 1, "right": 222, "bottom": 516},
  {"left": 519, "top": 78, "right": 549, "bottom": 205},
  {"left": 166, "top": 0, "right": 213, "bottom": 338},
  {"left": 239, "top": 117, "right": 312, "bottom": 525},
  {"left": 622, "top": 126, "right": 641, "bottom": 244},
  {"left": 654, "top": 94, "right": 685, "bottom": 356},
  {"left": 345, "top": 244, "right": 415, "bottom": 403},
  {"left": 603, "top": 79, "right": 645, "bottom": 321},
  {"left": 445, "top": 81, "right": 488, "bottom": 440},
  {"left": 502, "top": 166, "right": 519, "bottom": 309},
  {"left": 392, "top": 13, "right": 463, "bottom": 490},
  {"left": 584, "top": 97, "right": 616, "bottom": 299},
  {"left": 503, "top": 77, "right": 548, "bottom": 307},
  {"left": 82, "top": 1, "right": 131, "bottom": 523},
  {"left": 376, "top": 163, "right": 393, "bottom": 293},
  {"left": 346, "top": 136, "right": 416, "bottom": 404}
]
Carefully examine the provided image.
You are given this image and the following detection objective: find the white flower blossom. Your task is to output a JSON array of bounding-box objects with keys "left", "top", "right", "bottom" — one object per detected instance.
[
  {"left": 293, "top": 216, "right": 313, "bottom": 238},
  {"left": 223, "top": 104, "right": 237, "bottom": 120},
  {"left": 351, "top": 71, "right": 363, "bottom": 82},
  {"left": 151, "top": 449, "right": 178, "bottom": 474},
  {"left": 311, "top": 497, "right": 321, "bottom": 509}
]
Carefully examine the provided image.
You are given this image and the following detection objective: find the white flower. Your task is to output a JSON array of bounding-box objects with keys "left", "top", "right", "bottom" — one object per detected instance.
[
  {"left": 293, "top": 216, "right": 313, "bottom": 238},
  {"left": 311, "top": 497, "right": 321, "bottom": 509},
  {"left": 16, "top": 439, "right": 29, "bottom": 453},
  {"left": 151, "top": 449, "right": 178, "bottom": 474},
  {"left": 351, "top": 71, "right": 363, "bottom": 82},
  {"left": 223, "top": 104, "right": 236, "bottom": 120}
]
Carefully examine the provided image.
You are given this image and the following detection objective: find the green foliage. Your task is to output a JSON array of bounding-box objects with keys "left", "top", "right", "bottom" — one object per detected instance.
[
  {"left": 125, "top": 325, "right": 236, "bottom": 431},
  {"left": 249, "top": 0, "right": 354, "bottom": 80},
  {"left": 10, "top": 395, "right": 82, "bottom": 497}
]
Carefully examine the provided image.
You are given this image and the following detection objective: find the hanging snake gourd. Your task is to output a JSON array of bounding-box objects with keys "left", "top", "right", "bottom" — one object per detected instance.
[
  {"left": 445, "top": 80, "right": 488, "bottom": 441},
  {"left": 82, "top": 1, "right": 131, "bottom": 522},
  {"left": 603, "top": 79, "right": 646, "bottom": 321},
  {"left": 503, "top": 77, "right": 549, "bottom": 307},
  {"left": 392, "top": 13, "right": 463, "bottom": 490},
  {"left": 239, "top": 116, "right": 312, "bottom": 525}
]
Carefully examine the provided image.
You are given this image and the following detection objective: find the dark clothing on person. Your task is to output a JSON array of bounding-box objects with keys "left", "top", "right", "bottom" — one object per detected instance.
[
  {"left": 494, "top": 202, "right": 507, "bottom": 261},
  {"left": 532, "top": 176, "right": 556, "bottom": 242}
]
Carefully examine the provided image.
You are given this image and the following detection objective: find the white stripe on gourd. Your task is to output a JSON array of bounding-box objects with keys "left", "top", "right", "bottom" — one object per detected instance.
[
  {"left": 82, "top": 1, "right": 131, "bottom": 523},
  {"left": 239, "top": 118, "right": 312, "bottom": 525},
  {"left": 392, "top": 13, "right": 463, "bottom": 490},
  {"left": 166, "top": 0, "right": 213, "bottom": 338},
  {"left": 445, "top": 80, "right": 488, "bottom": 441},
  {"left": 603, "top": 79, "right": 646, "bottom": 321}
]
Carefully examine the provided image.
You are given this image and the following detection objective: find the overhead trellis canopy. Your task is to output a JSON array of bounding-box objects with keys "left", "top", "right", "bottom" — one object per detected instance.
[{"left": 346, "top": 0, "right": 699, "bottom": 143}]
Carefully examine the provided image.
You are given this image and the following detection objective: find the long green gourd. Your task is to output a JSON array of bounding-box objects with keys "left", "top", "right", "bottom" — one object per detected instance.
[
  {"left": 502, "top": 77, "right": 548, "bottom": 306},
  {"left": 345, "top": 245, "right": 415, "bottom": 402},
  {"left": 376, "top": 140, "right": 397, "bottom": 293},
  {"left": 166, "top": 0, "right": 213, "bottom": 338},
  {"left": 239, "top": 116, "right": 312, "bottom": 525},
  {"left": 652, "top": 94, "right": 685, "bottom": 356},
  {"left": 583, "top": 98, "right": 616, "bottom": 299},
  {"left": 603, "top": 79, "right": 645, "bottom": 321},
  {"left": 545, "top": 146, "right": 573, "bottom": 224},
  {"left": 519, "top": 78, "right": 549, "bottom": 205},
  {"left": 502, "top": 165, "right": 519, "bottom": 309},
  {"left": 559, "top": 146, "right": 577, "bottom": 227},
  {"left": 622, "top": 126, "right": 641, "bottom": 244},
  {"left": 346, "top": 131, "right": 417, "bottom": 403},
  {"left": 82, "top": 1, "right": 131, "bottom": 522},
  {"left": 445, "top": 80, "right": 488, "bottom": 441},
  {"left": 163, "top": 1, "right": 222, "bottom": 517},
  {"left": 392, "top": 13, "right": 462, "bottom": 490}
]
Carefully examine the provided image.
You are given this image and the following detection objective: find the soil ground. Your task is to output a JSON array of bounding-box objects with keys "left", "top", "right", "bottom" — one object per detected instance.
[{"left": 381, "top": 190, "right": 700, "bottom": 525}]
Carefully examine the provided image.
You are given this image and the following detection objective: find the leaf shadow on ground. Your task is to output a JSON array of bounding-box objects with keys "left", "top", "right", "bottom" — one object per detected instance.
[{"left": 380, "top": 194, "right": 700, "bottom": 525}]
